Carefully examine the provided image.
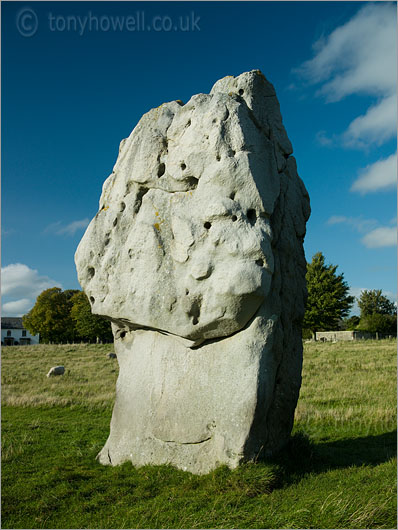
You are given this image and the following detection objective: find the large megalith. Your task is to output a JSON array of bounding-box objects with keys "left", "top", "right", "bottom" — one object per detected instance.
[{"left": 75, "top": 70, "right": 310, "bottom": 474}]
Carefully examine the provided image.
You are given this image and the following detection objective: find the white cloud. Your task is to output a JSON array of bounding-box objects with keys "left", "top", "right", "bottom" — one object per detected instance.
[
  {"left": 1, "top": 264, "right": 62, "bottom": 316},
  {"left": 361, "top": 226, "right": 396, "bottom": 248},
  {"left": 295, "top": 3, "right": 396, "bottom": 149},
  {"left": 328, "top": 215, "right": 396, "bottom": 248},
  {"left": 44, "top": 218, "right": 90, "bottom": 236},
  {"left": 1, "top": 263, "right": 60, "bottom": 298},
  {"left": 2, "top": 299, "right": 32, "bottom": 317},
  {"left": 343, "top": 96, "right": 397, "bottom": 148},
  {"left": 297, "top": 3, "right": 396, "bottom": 100},
  {"left": 351, "top": 152, "right": 397, "bottom": 194}
]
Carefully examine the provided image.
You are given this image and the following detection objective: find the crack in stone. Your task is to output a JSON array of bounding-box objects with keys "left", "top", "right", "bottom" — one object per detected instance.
[{"left": 159, "top": 437, "right": 212, "bottom": 445}]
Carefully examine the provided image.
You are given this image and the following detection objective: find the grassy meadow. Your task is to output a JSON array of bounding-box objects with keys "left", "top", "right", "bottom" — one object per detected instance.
[{"left": 2, "top": 340, "right": 397, "bottom": 529}]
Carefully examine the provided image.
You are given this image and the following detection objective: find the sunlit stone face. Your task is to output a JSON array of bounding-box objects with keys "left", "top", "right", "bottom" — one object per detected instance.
[{"left": 75, "top": 83, "right": 279, "bottom": 344}]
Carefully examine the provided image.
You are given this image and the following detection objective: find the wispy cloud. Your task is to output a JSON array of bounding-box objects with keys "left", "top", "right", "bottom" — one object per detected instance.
[
  {"left": 361, "top": 227, "right": 396, "bottom": 249},
  {"left": 327, "top": 215, "right": 396, "bottom": 249},
  {"left": 351, "top": 153, "right": 397, "bottom": 194},
  {"left": 315, "top": 130, "right": 334, "bottom": 147},
  {"left": 56, "top": 218, "right": 90, "bottom": 235},
  {"left": 44, "top": 218, "right": 90, "bottom": 236},
  {"left": 294, "top": 3, "right": 396, "bottom": 149},
  {"left": 327, "top": 215, "right": 378, "bottom": 233},
  {"left": 349, "top": 287, "right": 367, "bottom": 315},
  {"left": 1, "top": 228, "right": 16, "bottom": 237},
  {"left": 1, "top": 263, "right": 62, "bottom": 316}
]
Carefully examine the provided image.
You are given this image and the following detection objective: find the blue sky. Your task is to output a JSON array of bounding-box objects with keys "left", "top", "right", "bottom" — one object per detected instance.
[{"left": 2, "top": 1, "right": 396, "bottom": 317}]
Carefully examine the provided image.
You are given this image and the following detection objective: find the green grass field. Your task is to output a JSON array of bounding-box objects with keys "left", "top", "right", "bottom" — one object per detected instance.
[{"left": 2, "top": 340, "right": 396, "bottom": 529}]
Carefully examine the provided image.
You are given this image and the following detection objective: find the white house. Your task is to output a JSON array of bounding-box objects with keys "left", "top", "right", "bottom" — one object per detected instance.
[{"left": 1, "top": 317, "right": 40, "bottom": 345}]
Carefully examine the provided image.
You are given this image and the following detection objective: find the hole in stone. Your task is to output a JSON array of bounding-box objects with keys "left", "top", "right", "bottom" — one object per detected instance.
[
  {"left": 231, "top": 215, "right": 237, "bottom": 222},
  {"left": 204, "top": 221, "right": 211, "bottom": 229},
  {"left": 186, "top": 176, "right": 198, "bottom": 189},
  {"left": 230, "top": 192, "right": 236, "bottom": 200},
  {"left": 239, "top": 89, "right": 244, "bottom": 95},
  {"left": 120, "top": 202, "right": 126, "bottom": 212},
  {"left": 157, "top": 163, "right": 166, "bottom": 178},
  {"left": 185, "top": 289, "right": 189, "bottom": 295},
  {"left": 247, "top": 209, "right": 257, "bottom": 224},
  {"left": 255, "top": 258, "right": 264, "bottom": 267},
  {"left": 113, "top": 218, "right": 118, "bottom": 227},
  {"left": 181, "top": 163, "right": 186, "bottom": 171},
  {"left": 87, "top": 267, "right": 95, "bottom": 279},
  {"left": 133, "top": 187, "right": 149, "bottom": 214},
  {"left": 104, "top": 238, "right": 110, "bottom": 246},
  {"left": 230, "top": 150, "right": 236, "bottom": 156},
  {"left": 120, "top": 331, "right": 126, "bottom": 339},
  {"left": 186, "top": 119, "right": 191, "bottom": 127},
  {"left": 89, "top": 296, "right": 95, "bottom": 304},
  {"left": 216, "top": 155, "right": 221, "bottom": 161},
  {"left": 212, "top": 118, "right": 217, "bottom": 124},
  {"left": 189, "top": 298, "right": 201, "bottom": 325}
]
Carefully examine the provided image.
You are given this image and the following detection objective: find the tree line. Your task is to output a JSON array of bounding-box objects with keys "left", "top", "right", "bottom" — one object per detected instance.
[
  {"left": 23, "top": 288, "right": 113, "bottom": 343},
  {"left": 303, "top": 252, "right": 396, "bottom": 339},
  {"left": 23, "top": 252, "right": 396, "bottom": 343}
]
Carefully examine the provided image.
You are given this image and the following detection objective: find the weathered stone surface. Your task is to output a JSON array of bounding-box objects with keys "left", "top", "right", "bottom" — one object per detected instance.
[{"left": 75, "top": 70, "right": 310, "bottom": 474}]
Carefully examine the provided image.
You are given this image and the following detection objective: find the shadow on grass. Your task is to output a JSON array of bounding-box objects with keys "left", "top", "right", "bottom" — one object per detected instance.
[{"left": 268, "top": 430, "right": 397, "bottom": 485}]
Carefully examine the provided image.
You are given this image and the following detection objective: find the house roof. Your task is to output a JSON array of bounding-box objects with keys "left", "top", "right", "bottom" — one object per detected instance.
[{"left": 1, "top": 317, "right": 24, "bottom": 329}]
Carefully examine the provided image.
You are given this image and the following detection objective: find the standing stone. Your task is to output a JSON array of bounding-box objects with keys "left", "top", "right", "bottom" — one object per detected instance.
[
  {"left": 75, "top": 70, "right": 310, "bottom": 474},
  {"left": 47, "top": 366, "right": 65, "bottom": 377}
]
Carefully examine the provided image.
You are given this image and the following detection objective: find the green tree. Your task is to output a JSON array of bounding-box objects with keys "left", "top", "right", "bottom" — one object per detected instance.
[
  {"left": 341, "top": 315, "right": 360, "bottom": 330},
  {"left": 23, "top": 287, "right": 76, "bottom": 343},
  {"left": 303, "top": 252, "right": 354, "bottom": 338},
  {"left": 358, "top": 313, "right": 396, "bottom": 334},
  {"left": 358, "top": 289, "right": 396, "bottom": 317},
  {"left": 357, "top": 289, "right": 397, "bottom": 334},
  {"left": 70, "top": 291, "right": 113, "bottom": 343}
]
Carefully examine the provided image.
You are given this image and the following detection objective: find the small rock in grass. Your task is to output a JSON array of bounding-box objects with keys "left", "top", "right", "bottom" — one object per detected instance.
[{"left": 47, "top": 366, "right": 65, "bottom": 377}]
